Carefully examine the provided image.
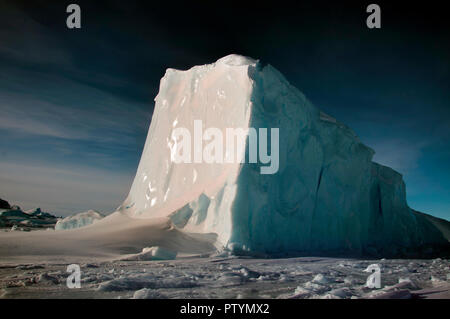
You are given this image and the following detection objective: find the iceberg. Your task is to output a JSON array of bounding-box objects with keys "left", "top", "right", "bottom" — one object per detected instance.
[
  {"left": 117, "top": 54, "right": 448, "bottom": 257},
  {"left": 55, "top": 210, "right": 104, "bottom": 230}
]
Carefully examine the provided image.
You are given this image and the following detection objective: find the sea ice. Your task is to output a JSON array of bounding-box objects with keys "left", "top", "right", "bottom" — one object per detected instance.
[
  {"left": 132, "top": 288, "right": 167, "bottom": 299},
  {"left": 120, "top": 246, "right": 177, "bottom": 261}
]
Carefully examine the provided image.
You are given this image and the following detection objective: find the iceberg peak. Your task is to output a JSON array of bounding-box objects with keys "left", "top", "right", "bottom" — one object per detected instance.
[{"left": 215, "top": 54, "right": 257, "bottom": 67}]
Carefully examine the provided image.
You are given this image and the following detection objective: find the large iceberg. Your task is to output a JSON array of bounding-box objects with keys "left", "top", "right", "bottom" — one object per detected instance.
[{"left": 119, "top": 54, "right": 448, "bottom": 257}]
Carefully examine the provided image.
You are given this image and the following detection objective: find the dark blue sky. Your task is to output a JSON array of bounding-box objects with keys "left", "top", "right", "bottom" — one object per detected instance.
[{"left": 0, "top": 1, "right": 449, "bottom": 219}]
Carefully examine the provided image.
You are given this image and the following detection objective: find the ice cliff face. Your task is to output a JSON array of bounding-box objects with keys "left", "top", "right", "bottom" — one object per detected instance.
[{"left": 119, "top": 54, "right": 448, "bottom": 257}]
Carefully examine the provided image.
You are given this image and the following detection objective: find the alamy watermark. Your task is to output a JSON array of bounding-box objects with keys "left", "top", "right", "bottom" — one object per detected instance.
[
  {"left": 66, "top": 264, "right": 81, "bottom": 288},
  {"left": 66, "top": 4, "right": 81, "bottom": 29},
  {"left": 364, "top": 264, "right": 381, "bottom": 289},
  {"left": 66, "top": 4, "right": 380, "bottom": 30},
  {"left": 168, "top": 120, "right": 279, "bottom": 175},
  {"left": 366, "top": 4, "right": 381, "bottom": 29}
]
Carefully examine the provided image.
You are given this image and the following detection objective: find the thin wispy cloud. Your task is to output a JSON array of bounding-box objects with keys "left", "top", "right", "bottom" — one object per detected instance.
[
  {"left": 0, "top": 2, "right": 154, "bottom": 216},
  {"left": 368, "top": 138, "right": 427, "bottom": 174},
  {"left": 0, "top": 161, "right": 133, "bottom": 216},
  {"left": 0, "top": 74, "right": 151, "bottom": 143},
  {"left": 0, "top": 2, "right": 73, "bottom": 67}
]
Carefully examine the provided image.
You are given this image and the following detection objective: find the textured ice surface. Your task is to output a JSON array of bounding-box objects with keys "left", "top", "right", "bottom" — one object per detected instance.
[
  {"left": 119, "top": 54, "right": 448, "bottom": 256},
  {"left": 0, "top": 257, "right": 449, "bottom": 299},
  {"left": 55, "top": 210, "right": 104, "bottom": 230}
]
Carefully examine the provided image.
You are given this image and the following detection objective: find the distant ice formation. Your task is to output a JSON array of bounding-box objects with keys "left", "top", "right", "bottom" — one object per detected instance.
[
  {"left": 115, "top": 54, "right": 448, "bottom": 257},
  {"left": 55, "top": 210, "right": 104, "bottom": 230}
]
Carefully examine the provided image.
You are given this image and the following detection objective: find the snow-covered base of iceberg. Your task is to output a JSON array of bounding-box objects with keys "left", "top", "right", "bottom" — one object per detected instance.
[
  {"left": 0, "top": 212, "right": 216, "bottom": 264},
  {"left": 55, "top": 210, "right": 104, "bottom": 230}
]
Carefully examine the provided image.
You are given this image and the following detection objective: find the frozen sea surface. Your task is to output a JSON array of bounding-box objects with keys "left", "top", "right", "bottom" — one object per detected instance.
[{"left": 1, "top": 257, "right": 449, "bottom": 299}]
